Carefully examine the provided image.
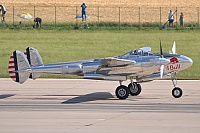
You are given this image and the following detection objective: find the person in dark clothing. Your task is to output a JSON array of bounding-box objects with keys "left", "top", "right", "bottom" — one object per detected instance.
[
  {"left": 81, "top": 2, "right": 87, "bottom": 21},
  {"left": 34, "top": 17, "right": 42, "bottom": 28}
]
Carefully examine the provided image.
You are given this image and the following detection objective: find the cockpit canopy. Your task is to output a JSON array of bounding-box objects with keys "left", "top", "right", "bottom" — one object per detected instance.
[{"left": 119, "top": 47, "right": 152, "bottom": 58}]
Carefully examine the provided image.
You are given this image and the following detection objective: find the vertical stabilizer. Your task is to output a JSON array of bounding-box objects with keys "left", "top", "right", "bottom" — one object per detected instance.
[
  {"left": 24, "top": 47, "right": 43, "bottom": 79},
  {"left": 25, "top": 47, "right": 43, "bottom": 67},
  {"left": 8, "top": 50, "right": 30, "bottom": 84}
]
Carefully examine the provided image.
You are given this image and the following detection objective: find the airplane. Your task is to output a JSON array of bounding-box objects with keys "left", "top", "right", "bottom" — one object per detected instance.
[{"left": 8, "top": 41, "right": 193, "bottom": 99}]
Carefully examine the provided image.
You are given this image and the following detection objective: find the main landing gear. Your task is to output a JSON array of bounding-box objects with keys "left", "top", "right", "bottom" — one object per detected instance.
[
  {"left": 171, "top": 74, "right": 182, "bottom": 98},
  {"left": 115, "top": 78, "right": 142, "bottom": 99}
]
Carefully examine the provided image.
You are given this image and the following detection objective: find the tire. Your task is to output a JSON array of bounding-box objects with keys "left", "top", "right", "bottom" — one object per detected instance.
[
  {"left": 172, "top": 87, "right": 182, "bottom": 98},
  {"left": 128, "top": 83, "right": 142, "bottom": 96},
  {"left": 115, "top": 85, "right": 130, "bottom": 99}
]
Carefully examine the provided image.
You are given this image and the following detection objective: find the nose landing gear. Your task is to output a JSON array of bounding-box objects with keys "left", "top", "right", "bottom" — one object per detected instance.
[
  {"left": 171, "top": 73, "right": 183, "bottom": 98},
  {"left": 172, "top": 87, "right": 183, "bottom": 98}
]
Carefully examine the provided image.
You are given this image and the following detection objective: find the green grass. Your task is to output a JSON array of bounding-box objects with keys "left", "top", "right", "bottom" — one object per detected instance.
[
  {"left": 1, "top": 21, "right": 199, "bottom": 30},
  {"left": 1, "top": 29, "right": 199, "bottom": 79}
]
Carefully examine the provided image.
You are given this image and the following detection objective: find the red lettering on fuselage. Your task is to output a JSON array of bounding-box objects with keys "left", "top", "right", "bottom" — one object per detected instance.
[
  {"left": 167, "top": 64, "right": 181, "bottom": 71},
  {"left": 167, "top": 57, "right": 181, "bottom": 71}
]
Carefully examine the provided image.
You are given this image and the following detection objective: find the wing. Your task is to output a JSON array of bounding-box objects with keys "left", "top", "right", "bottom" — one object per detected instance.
[
  {"left": 97, "top": 58, "right": 136, "bottom": 75},
  {"left": 100, "top": 57, "right": 135, "bottom": 67}
]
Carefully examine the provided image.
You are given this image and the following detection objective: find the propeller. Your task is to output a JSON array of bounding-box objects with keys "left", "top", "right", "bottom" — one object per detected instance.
[
  {"left": 160, "top": 39, "right": 164, "bottom": 58},
  {"left": 172, "top": 41, "right": 176, "bottom": 54},
  {"left": 159, "top": 40, "right": 164, "bottom": 78},
  {"left": 160, "top": 65, "right": 164, "bottom": 79},
  {"left": 169, "top": 41, "right": 176, "bottom": 54}
]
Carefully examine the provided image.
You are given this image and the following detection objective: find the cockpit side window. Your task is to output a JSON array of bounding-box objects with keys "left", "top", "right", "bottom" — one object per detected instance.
[{"left": 143, "top": 52, "right": 149, "bottom": 56}]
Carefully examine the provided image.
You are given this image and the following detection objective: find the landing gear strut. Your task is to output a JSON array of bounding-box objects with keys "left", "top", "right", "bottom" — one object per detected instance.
[{"left": 171, "top": 73, "right": 182, "bottom": 98}]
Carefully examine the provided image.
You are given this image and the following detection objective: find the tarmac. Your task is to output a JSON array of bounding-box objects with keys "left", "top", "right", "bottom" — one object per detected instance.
[{"left": 0, "top": 78, "right": 200, "bottom": 133}]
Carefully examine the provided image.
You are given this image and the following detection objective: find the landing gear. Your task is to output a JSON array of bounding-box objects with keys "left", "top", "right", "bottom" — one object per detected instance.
[
  {"left": 128, "top": 83, "right": 141, "bottom": 96},
  {"left": 171, "top": 73, "right": 183, "bottom": 98},
  {"left": 115, "top": 85, "right": 130, "bottom": 99},
  {"left": 115, "top": 78, "right": 142, "bottom": 99},
  {"left": 172, "top": 87, "right": 182, "bottom": 98},
  {"left": 128, "top": 77, "right": 142, "bottom": 96}
]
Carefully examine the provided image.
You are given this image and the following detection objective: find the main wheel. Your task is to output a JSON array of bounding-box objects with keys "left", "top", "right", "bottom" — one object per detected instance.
[
  {"left": 128, "top": 83, "right": 142, "bottom": 96},
  {"left": 115, "top": 85, "right": 130, "bottom": 99},
  {"left": 172, "top": 87, "right": 182, "bottom": 98}
]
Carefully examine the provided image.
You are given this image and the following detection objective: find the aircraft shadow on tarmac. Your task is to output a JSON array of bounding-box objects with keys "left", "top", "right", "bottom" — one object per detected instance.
[
  {"left": 0, "top": 94, "right": 15, "bottom": 99},
  {"left": 62, "top": 92, "right": 114, "bottom": 104}
]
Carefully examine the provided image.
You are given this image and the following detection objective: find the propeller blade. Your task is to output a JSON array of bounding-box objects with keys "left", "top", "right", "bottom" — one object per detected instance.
[
  {"left": 160, "top": 40, "right": 164, "bottom": 58},
  {"left": 172, "top": 41, "right": 176, "bottom": 54},
  {"left": 160, "top": 65, "right": 164, "bottom": 79}
]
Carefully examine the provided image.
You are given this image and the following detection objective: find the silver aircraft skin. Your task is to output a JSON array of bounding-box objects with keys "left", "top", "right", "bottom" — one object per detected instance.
[{"left": 8, "top": 41, "right": 193, "bottom": 99}]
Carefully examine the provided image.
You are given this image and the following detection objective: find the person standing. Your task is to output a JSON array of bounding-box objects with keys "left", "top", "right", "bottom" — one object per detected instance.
[
  {"left": 179, "top": 12, "right": 184, "bottom": 27},
  {"left": 81, "top": 2, "right": 87, "bottom": 21},
  {"left": 0, "top": 5, "right": 6, "bottom": 23},
  {"left": 168, "top": 10, "right": 174, "bottom": 27}
]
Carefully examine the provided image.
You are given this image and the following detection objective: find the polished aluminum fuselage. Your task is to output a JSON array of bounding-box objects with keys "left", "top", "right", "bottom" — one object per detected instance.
[
  {"left": 10, "top": 45, "right": 193, "bottom": 84},
  {"left": 30, "top": 50, "right": 193, "bottom": 82}
]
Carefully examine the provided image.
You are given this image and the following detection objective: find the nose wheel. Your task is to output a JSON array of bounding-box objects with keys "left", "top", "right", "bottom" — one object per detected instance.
[
  {"left": 171, "top": 73, "right": 183, "bottom": 98},
  {"left": 172, "top": 87, "right": 182, "bottom": 98}
]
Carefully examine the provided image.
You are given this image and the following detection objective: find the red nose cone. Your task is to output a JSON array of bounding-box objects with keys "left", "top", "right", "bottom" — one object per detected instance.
[{"left": 170, "top": 57, "right": 179, "bottom": 64}]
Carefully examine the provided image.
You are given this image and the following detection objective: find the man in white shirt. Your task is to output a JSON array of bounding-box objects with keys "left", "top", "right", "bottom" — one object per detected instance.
[{"left": 168, "top": 10, "right": 174, "bottom": 27}]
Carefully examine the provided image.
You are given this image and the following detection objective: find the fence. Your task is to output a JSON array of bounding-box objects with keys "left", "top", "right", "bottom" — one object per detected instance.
[{"left": 1, "top": 6, "right": 200, "bottom": 29}]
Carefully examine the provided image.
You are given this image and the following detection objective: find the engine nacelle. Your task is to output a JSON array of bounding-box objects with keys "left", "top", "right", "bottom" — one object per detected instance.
[
  {"left": 82, "top": 61, "right": 100, "bottom": 73},
  {"left": 61, "top": 64, "right": 82, "bottom": 74}
]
